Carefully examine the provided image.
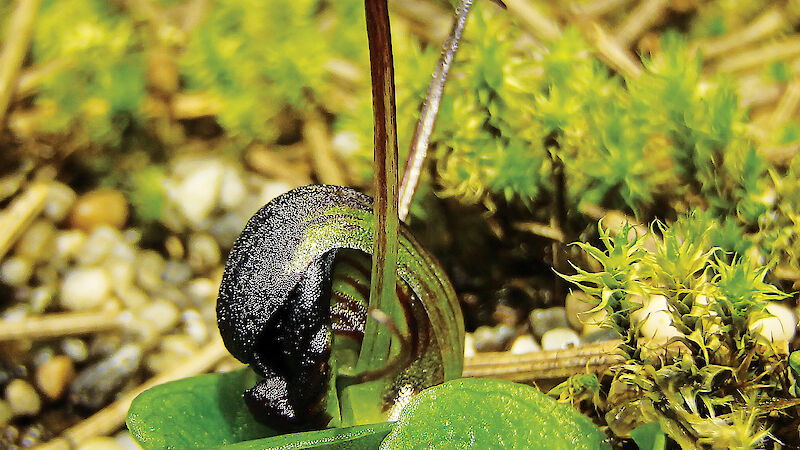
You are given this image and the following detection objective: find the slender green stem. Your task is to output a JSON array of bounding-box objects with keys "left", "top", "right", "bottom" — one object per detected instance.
[{"left": 359, "top": 0, "right": 399, "bottom": 372}]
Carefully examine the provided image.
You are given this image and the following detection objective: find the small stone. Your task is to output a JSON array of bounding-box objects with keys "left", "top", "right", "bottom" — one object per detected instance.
[
  {"left": 464, "top": 333, "right": 476, "bottom": 358},
  {"left": 184, "top": 277, "right": 217, "bottom": 305},
  {"left": 473, "top": 324, "right": 515, "bottom": 352},
  {"left": 70, "top": 344, "right": 142, "bottom": 409},
  {"left": 257, "top": 181, "right": 292, "bottom": 206},
  {"left": 164, "top": 235, "right": 184, "bottom": 260},
  {"left": 2, "top": 304, "right": 29, "bottom": 321},
  {"left": 211, "top": 211, "right": 248, "bottom": 248},
  {"left": 163, "top": 260, "right": 191, "bottom": 284},
  {"left": 60, "top": 267, "right": 111, "bottom": 311},
  {"left": 529, "top": 307, "right": 570, "bottom": 339},
  {"left": 187, "top": 233, "right": 221, "bottom": 274},
  {"left": 220, "top": 167, "right": 247, "bottom": 210},
  {"left": 15, "top": 220, "right": 56, "bottom": 261},
  {"left": 61, "top": 338, "right": 89, "bottom": 363},
  {"left": 69, "top": 189, "right": 129, "bottom": 231},
  {"left": 53, "top": 230, "right": 87, "bottom": 264},
  {"left": 510, "top": 334, "right": 541, "bottom": 354},
  {"left": 633, "top": 295, "right": 681, "bottom": 347},
  {"left": 541, "top": 328, "right": 581, "bottom": 351},
  {"left": 139, "top": 300, "right": 180, "bottom": 334},
  {"left": 0, "top": 400, "right": 11, "bottom": 426},
  {"left": 44, "top": 182, "right": 77, "bottom": 222},
  {"left": 29, "top": 286, "right": 56, "bottom": 314},
  {"left": 169, "top": 160, "right": 224, "bottom": 225},
  {"left": 565, "top": 290, "right": 597, "bottom": 330},
  {"left": 750, "top": 302, "right": 797, "bottom": 348},
  {"left": 0, "top": 256, "right": 33, "bottom": 287},
  {"left": 77, "top": 226, "right": 123, "bottom": 266},
  {"left": 583, "top": 327, "right": 622, "bottom": 343},
  {"left": 114, "top": 431, "right": 140, "bottom": 450},
  {"left": 105, "top": 258, "right": 135, "bottom": 289},
  {"left": 135, "top": 250, "right": 166, "bottom": 293},
  {"left": 76, "top": 436, "right": 124, "bottom": 450},
  {"left": 182, "top": 310, "right": 208, "bottom": 344},
  {"left": 5, "top": 379, "right": 41, "bottom": 416},
  {"left": 115, "top": 286, "right": 150, "bottom": 310},
  {"left": 18, "top": 423, "right": 46, "bottom": 447},
  {"left": 36, "top": 356, "right": 75, "bottom": 401}
]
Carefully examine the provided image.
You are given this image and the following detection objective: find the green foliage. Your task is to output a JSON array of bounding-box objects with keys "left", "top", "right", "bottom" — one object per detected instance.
[
  {"left": 125, "top": 167, "right": 167, "bottom": 223},
  {"left": 33, "top": 0, "right": 146, "bottom": 145},
  {"left": 380, "top": 378, "right": 610, "bottom": 449},
  {"left": 561, "top": 218, "right": 792, "bottom": 448},
  {"left": 630, "top": 422, "right": 667, "bottom": 450}
]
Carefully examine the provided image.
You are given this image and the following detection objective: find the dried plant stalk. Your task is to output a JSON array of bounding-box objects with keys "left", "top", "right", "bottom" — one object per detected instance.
[
  {"left": 0, "top": 312, "right": 122, "bottom": 341},
  {"left": 503, "top": 0, "right": 561, "bottom": 42},
  {"left": 698, "top": 7, "right": 789, "bottom": 60},
  {"left": 613, "top": 0, "right": 669, "bottom": 48},
  {"left": 0, "top": 182, "right": 49, "bottom": 260},
  {"left": 0, "top": 0, "right": 42, "bottom": 125},
  {"left": 716, "top": 37, "right": 800, "bottom": 73}
]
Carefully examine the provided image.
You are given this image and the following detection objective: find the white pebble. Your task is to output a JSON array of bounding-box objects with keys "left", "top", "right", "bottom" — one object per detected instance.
[
  {"left": 750, "top": 302, "right": 797, "bottom": 346},
  {"left": 44, "top": 182, "right": 76, "bottom": 222},
  {"left": 633, "top": 295, "right": 682, "bottom": 346},
  {"left": 60, "top": 267, "right": 111, "bottom": 311},
  {"left": 187, "top": 233, "right": 220, "bottom": 273},
  {"left": 541, "top": 328, "right": 581, "bottom": 350},
  {"left": 5, "top": 379, "right": 41, "bottom": 416},
  {"left": 106, "top": 258, "right": 135, "bottom": 288},
  {"left": 220, "top": 167, "right": 247, "bottom": 210},
  {"left": 61, "top": 338, "right": 89, "bottom": 362},
  {"left": 139, "top": 300, "right": 180, "bottom": 334},
  {"left": 565, "top": 290, "right": 597, "bottom": 330},
  {"left": 184, "top": 277, "right": 218, "bottom": 305},
  {"left": 510, "top": 334, "right": 541, "bottom": 354},
  {"left": 182, "top": 310, "right": 208, "bottom": 344},
  {"left": 0, "top": 256, "right": 33, "bottom": 286},
  {"left": 114, "top": 431, "right": 141, "bottom": 450},
  {"left": 170, "top": 160, "right": 224, "bottom": 225},
  {"left": 464, "top": 333, "right": 476, "bottom": 358},
  {"left": 136, "top": 250, "right": 166, "bottom": 292},
  {"left": 29, "top": 286, "right": 55, "bottom": 313},
  {"left": 115, "top": 286, "right": 150, "bottom": 310},
  {"left": 77, "top": 226, "right": 122, "bottom": 266},
  {"left": 53, "top": 230, "right": 87, "bottom": 264},
  {"left": 529, "top": 307, "right": 569, "bottom": 338},
  {"left": 258, "top": 181, "right": 293, "bottom": 206}
]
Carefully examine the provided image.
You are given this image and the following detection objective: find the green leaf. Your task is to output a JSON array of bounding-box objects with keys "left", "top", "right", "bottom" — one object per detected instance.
[
  {"left": 380, "top": 378, "right": 610, "bottom": 449},
  {"left": 126, "top": 368, "right": 278, "bottom": 449},
  {"left": 631, "top": 422, "right": 667, "bottom": 450},
  {"left": 219, "top": 422, "right": 394, "bottom": 449}
]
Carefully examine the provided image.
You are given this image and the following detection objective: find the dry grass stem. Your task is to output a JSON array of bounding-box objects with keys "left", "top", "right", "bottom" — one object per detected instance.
[
  {"left": 698, "top": 7, "right": 789, "bottom": 60},
  {"left": 304, "top": 112, "right": 347, "bottom": 186},
  {"left": 244, "top": 144, "right": 312, "bottom": 186},
  {"left": 0, "top": 182, "right": 49, "bottom": 260},
  {"left": 613, "top": 0, "right": 669, "bottom": 49},
  {"left": 769, "top": 77, "right": 800, "bottom": 130},
  {"left": 570, "top": 0, "right": 634, "bottom": 17},
  {"left": 0, "top": 0, "right": 43, "bottom": 125},
  {"left": 576, "top": 19, "right": 643, "bottom": 79},
  {"left": 503, "top": 0, "right": 562, "bottom": 42},
  {"left": 463, "top": 340, "right": 623, "bottom": 381},
  {"left": 170, "top": 92, "right": 224, "bottom": 119},
  {"left": 513, "top": 221, "right": 566, "bottom": 242},
  {"left": 35, "top": 337, "right": 228, "bottom": 450},
  {"left": 716, "top": 36, "right": 800, "bottom": 73},
  {"left": 0, "top": 311, "right": 123, "bottom": 341}
]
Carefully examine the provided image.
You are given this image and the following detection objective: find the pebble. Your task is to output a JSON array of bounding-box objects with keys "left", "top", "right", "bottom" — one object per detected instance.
[
  {"left": 36, "top": 356, "right": 76, "bottom": 401},
  {"left": 169, "top": 160, "right": 224, "bottom": 226},
  {"left": 77, "top": 226, "right": 122, "bottom": 266},
  {"left": 529, "top": 307, "right": 570, "bottom": 338},
  {"left": 212, "top": 211, "right": 249, "bottom": 247},
  {"left": 15, "top": 220, "right": 56, "bottom": 261},
  {"left": 53, "top": 230, "right": 87, "bottom": 264},
  {"left": 164, "top": 235, "right": 185, "bottom": 260},
  {"left": 473, "top": 324, "right": 515, "bottom": 352},
  {"left": 510, "top": 334, "right": 541, "bottom": 354},
  {"left": 220, "top": 166, "right": 247, "bottom": 211},
  {"left": 114, "top": 431, "right": 141, "bottom": 450},
  {"left": 135, "top": 250, "right": 166, "bottom": 292},
  {"left": 70, "top": 344, "right": 142, "bottom": 409},
  {"left": 18, "top": 423, "right": 46, "bottom": 447},
  {"left": 77, "top": 436, "right": 125, "bottom": 450},
  {"left": 187, "top": 233, "right": 221, "bottom": 274},
  {"left": 115, "top": 286, "right": 150, "bottom": 310},
  {"left": 464, "top": 333, "right": 476, "bottom": 358},
  {"left": 750, "top": 302, "right": 797, "bottom": 347},
  {"left": 139, "top": 300, "right": 180, "bottom": 334},
  {"left": 565, "top": 290, "right": 598, "bottom": 330},
  {"left": 541, "top": 328, "right": 581, "bottom": 350},
  {"left": 257, "top": 181, "right": 292, "bottom": 206},
  {"left": 61, "top": 338, "right": 89, "bottom": 363},
  {"left": 633, "top": 295, "right": 681, "bottom": 346},
  {"left": 184, "top": 277, "right": 217, "bottom": 305},
  {"left": 0, "top": 400, "right": 11, "bottom": 426},
  {"left": 60, "top": 267, "right": 111, "bottom": 311},
  {"left": 106, "top": 258, "right": 135, "bottom": 289},
  {"left": 182, "top": 309, "right": 208, "bottom": 344},
  {"left": 69, "top": 189, "right": 129, "bottom": 231},
  {"left": 44, "top": 182, "right": 77, "bottom": 222},
  {"left": 0, "top": 256, "right": 33, "bottom": 287},
  {"left": 163, "top": 260, "right": 192, "bottom": 284},
  {"left": 5, "top": 379, "right": 41, "bottom": 416},
  {"left": 29, "top": 286, "right": 55, "bottom": 314},
  {"left": 583, "top": 327, "right": 621, "bottom": 343}
]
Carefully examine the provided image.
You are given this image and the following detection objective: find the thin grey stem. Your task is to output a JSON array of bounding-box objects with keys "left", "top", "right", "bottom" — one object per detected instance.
[{"left": 398, "top": 0, "right": 474, "bottom": 221}]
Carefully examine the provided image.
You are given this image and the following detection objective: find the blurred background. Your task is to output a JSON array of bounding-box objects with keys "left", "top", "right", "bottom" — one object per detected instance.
[{"left": 2, "top": 0, "right": 800, "bottom": 447}]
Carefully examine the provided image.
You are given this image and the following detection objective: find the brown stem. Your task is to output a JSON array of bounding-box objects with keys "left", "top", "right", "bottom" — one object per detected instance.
[
  {"left": 359, "top": 0, "right": 400, "bottom": 372},
  {"left": 398, "top": 0, "right": 473, "bottom": 221}
]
